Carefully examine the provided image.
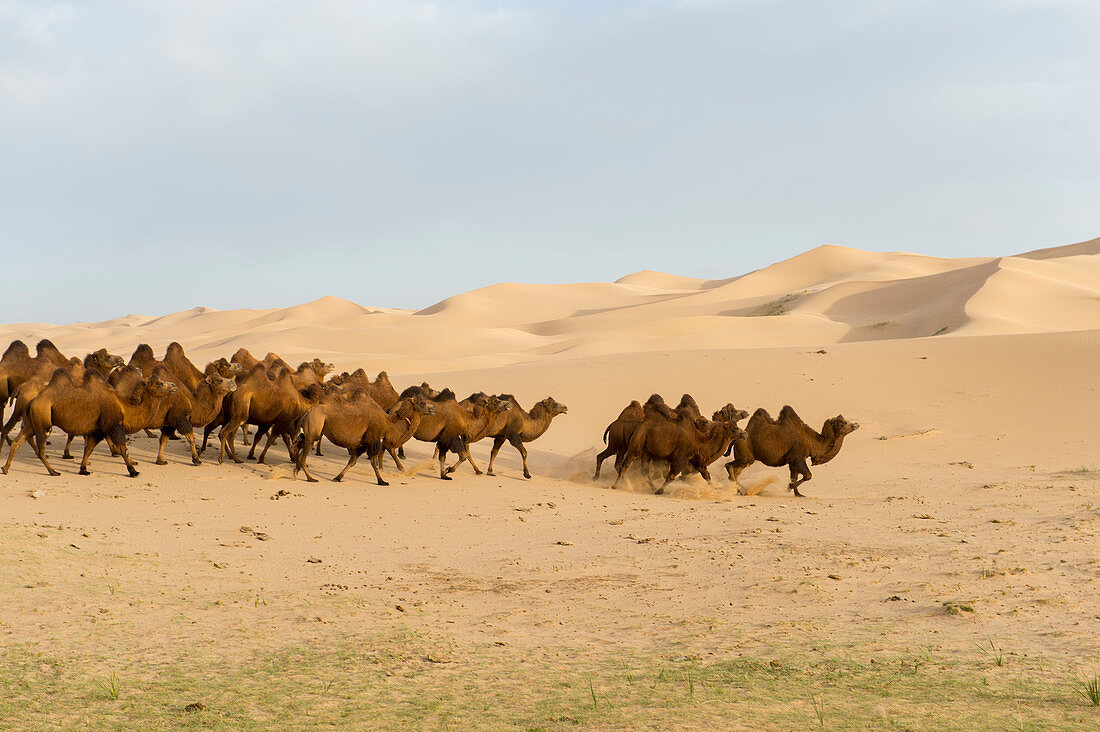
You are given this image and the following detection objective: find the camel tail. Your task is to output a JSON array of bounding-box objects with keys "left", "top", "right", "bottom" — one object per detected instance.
[{"left": 602, "top": 425, "right": 611, "bottom": 444}]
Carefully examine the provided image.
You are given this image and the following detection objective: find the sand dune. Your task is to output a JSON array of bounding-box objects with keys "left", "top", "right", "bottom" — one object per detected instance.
[{"left": 3, "top": 238, "right": 1098, "bottom": 370}]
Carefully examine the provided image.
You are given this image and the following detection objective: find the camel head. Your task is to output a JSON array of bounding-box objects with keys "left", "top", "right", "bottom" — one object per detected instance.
[
  {"left": 827, "top": 414, "right": 860, "bottom": 437},
  {"left": 303, "top": 358, "right": 335, "bottom": 379},
  {"left": 484, "top": 395, "right": 513, "bottom": 413},
  {"left": 410, "top": 394, "right": 435, "bottom": 416},
  {"left": 88, "top": 349, "right": 125, "bottom": 372},
  {"left": 419, "top": 382, "right": 439, "bottom": 398},
  {"left": 713, "top": 403, "right": 749, "bottom": 425},
  {"left": 538, "top": 397, "right": 568, "bottom": 416},
  {"left": 146, "top": 374, "right": 178, "bottom": 398},
  {"left": 206, "top": 374, "right": 237, "bottom": 395}
]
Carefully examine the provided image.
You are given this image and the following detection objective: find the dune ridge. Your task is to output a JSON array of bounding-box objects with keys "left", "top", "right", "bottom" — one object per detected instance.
[{"left": 2, "top": 238, "right": 1097, "bottom": 371}]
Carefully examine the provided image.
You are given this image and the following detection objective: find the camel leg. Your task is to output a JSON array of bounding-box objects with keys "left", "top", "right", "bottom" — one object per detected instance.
[
  {"left": 183, "top": 430, "right": 200, "bottom": 465},
  {"left": 594, "top": 445, "right": 617, "bottom": 479},
  {"left": 294, "top": 441, "right": 319, "bottom": 483},
  {"left": 78, "top": 435, "right": 100, "bottom": 476},
  {"left": 397, "top": 446, "right": 405, "bottom": 460},
  {"left": 315, "top": 437, "right": 323, "bottom": 457},
  {"left": 612, "top": 452, "right": 635, "bottom": 490},
  {"left": 62, "top": 434, "right": 75, "bottom": 459},
  {"left": 487, "top": 437, "right": 505, "bottom": 476},
  {"left": 438, "top": 446, "right": 451, "bottom": 480},
  {"left": 386, "top": 446, "right": 405, "bottom": 472},
  {"left": 333, "top": 448, "right": 364, "bottom": 483},
  {"left": 156, "top": 432, "right": 170, "bottom": 465},
  {"left": 143, "top": 428, "right": 156, "bottom": 438},
  {"left": 108, "top": 431, "right": 140, "bottom": 478},
  {"left": 0, "top": 411, "right": 20, "bottom": 446},
  {"left": 256, "top": 429, "right": 280, "bottom": 464},
  {"left": 240, "top": 424, "right": 251, "bottom": 446},
  {"left": 6, "top": 426, "right": 57, "bottom": 476},
  {"left": 464, "top": 444, "right": 483, "bottom": 475},
  {"left": 789, "top": 458, "right": 812, "bottom": 498},
  {"left": 655, "top": 459, "right": 683, "bottom": 495},
  {"left": 512, "top": 437, "right": 531, "bottom": 479},
  {"left": 370, "top": 453, "right": 389, "bottom": 487},
  {"left": 247, "top": 424, "right": 271, "bottom": 460},
  {"left": 219, "top": 421, "right": 244, "bottom": 464}
]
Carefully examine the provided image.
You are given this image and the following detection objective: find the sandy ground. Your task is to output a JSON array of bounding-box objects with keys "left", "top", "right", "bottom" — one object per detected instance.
[{"left": 1, "top": 241, "right": 1099, "bottom": 728}]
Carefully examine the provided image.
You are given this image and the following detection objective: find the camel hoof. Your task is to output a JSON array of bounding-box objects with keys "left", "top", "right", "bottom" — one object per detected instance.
[
  {"left": 192, "top": 458, "right": 202, "bottom": 466},
  {"left": 155, "top": 459, "right": 167, "bottom": 466},
  {"left": 486, "top": 470, "right": 495, "bottom": 476},
  {"left": 331, "top": 476, "right": 341, "bottom": 482},
  {"left": 257, "top": 459, "right": 266, "bottom": 465},
  {"left": 655, "top": 487, "right": 666, "bottom": 495},
  {"left": 78, "top": 468, "right": 90, "bottom": 476},
  {"left": 378, "top": 480, "right": 389, "bottom": 487},
  {"left": 307, "top": 477, "right": 318, "bottom": 483},
  {"left": 49, "top": 470, "right": 61, "bottom": 477},
  {"left": 61, "top": 454, "right": 74, "bottom": 460},
  {"left": 441, "top": 474, "right": 452, "bottom": 481},
  {"left": 0, "top": 468, "right": 7, "bottom": 475},
  {"left": 523, "top": 472, "right": 532, "bottom": 479},
  {"left": 127, "top": 470, "right": 140, "bottom": 478},
  {"left": 232, "top": 458, "right": 243, "bottom": 464},
  {"left": 246, "top": 455, "right": 256, "bottom": 461},
  {"left": 473, "top": 469, "right": 483, "bottom": 476}
]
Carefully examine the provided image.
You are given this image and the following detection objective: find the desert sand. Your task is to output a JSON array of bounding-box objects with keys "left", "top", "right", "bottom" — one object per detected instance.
[{"left": 1, "top": 238, "right": 1099, "bottom": 728}]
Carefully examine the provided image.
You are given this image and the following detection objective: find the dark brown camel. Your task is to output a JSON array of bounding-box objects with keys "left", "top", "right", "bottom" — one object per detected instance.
[
  {"left": 723, "top": 406, "right": 860, "bottom": 497},
  {"left": 217, "top": 364, "right": 324, "bottom": 464},
  {"left": 290, "top": 391, "right": 435, "bottom": 485},
  {"left": 613, "top": 403, "right": 745, "bottom": 493}
]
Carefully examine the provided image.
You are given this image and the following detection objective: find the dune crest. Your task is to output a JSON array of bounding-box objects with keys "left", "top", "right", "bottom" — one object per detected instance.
[{"left": 3, "top": 238, "right": 1098, "bottom": 370}]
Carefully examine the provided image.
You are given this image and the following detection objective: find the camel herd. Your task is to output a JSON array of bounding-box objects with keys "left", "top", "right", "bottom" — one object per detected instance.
[
  {"left": 0, "top": 339, "right": 567, "bottom": 485},
  {"left": 0, "top": 339, "right": 858, "bottom": 496},
  {"left": 595, "top": 394, "right": 859, "bottom": 496}
]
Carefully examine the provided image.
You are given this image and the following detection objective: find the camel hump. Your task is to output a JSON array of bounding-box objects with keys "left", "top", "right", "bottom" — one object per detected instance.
[
  {"left": 643, "top": 394, "right": 677, "bottom": 420},
  {"left": 132, "top": 343, "right": 154, "bottom": 358},
  {"left": 2, "top": 340, "right": 29, "bottom": 359},
  {"left": 47, "top": 367, "right": 76, "bottom": 387},
  {"left": 676, "top": 393, "right": 700, "bottom": 411},
  {"left": 166, "top": 341, "right": 186, "bottom": 355},
  {"left": 436, "top": 388, "right": 457, "bottom": 401},
  {"left": 376, "top": 370, "right": 389, "bottom": 381},
  {"left": 82, "top": 369, "right": 108, "bottom": 385},
  {"left": 778, "top": 405, "right": 801, "bottom": 421},
  {"left": 36, "top": 338, "right": 59, "bottom": 352}
]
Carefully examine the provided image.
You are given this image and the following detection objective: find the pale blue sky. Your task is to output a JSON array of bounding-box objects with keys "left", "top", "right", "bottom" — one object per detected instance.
[{"left": 2, "top": 0, "right": 1098, "bottom": 323}]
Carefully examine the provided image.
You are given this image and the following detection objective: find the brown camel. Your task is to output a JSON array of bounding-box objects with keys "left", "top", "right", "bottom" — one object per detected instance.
[
  {"left": 148, "top": 366, "right": 237, "bottom": 465},
  {"left": 594, "top": 400, "right": 644, "bottom": 479},
  {"left": 613, "top": 404, "right": 745, "bottom": 493},
  {"left": 484, "top": 395, "right": 568, "bottom": 479},
  {"left": 3, "top": 369, "right": 175, "bottom": 477},
  {"left": 593, "top": 394, "right": 676, "bottom": 479},
  {"left": 290, "top": 391, "right": 435, "bottom": 485},
  {"left": 0, "top": 340, "right": 69, "bottom": 431},
  {"left": 217, "top": 364, "right": 324, "bottom": 464},
  {"left": 723, "top": 406, "right": 860, "bottom": 497},
  {"left": 0, "top": 348, "right": 125, "bottom": 448},
  {"left": 1, "top": 358, "right": 84, "bottom": 448},
  {"left": 405, "top": 388, "right": 511, "bottom": 480}
]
